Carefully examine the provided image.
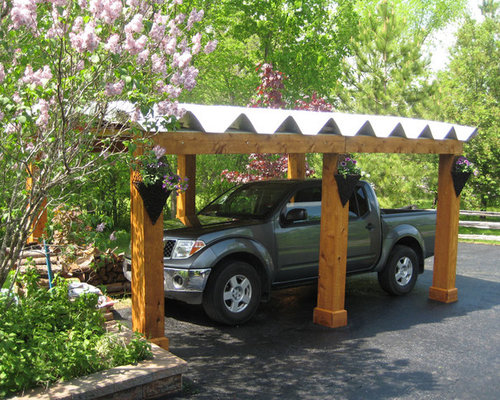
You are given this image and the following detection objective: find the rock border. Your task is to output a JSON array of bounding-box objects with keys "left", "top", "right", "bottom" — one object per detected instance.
[{"left": 13, "top": 325, "right": 187, "bottom": 400}]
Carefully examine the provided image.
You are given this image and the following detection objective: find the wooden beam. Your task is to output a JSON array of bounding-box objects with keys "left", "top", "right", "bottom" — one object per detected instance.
[
  {"left": 429, "top": 154, "right": 460, "bottom": 303},
  {"left": 130, "top": 170, "right": 167, "bottom": 345},
  {"left": 346, "top": 136, "right": 463, "bottom": 154},
  {"left": 313, "top": 153, "right": 349, "bottom": 328},
  {"left": 154, "top": 131, "right": 464, "bottom": 156},
  {"left": 176, "top": 154, "right": 199, "bottom": 227},
  {"left": 287, "top": 153, "right": 306, "bottom": 179},
  {"left": 156, "top": 132, "right": 346, "bottom": 155}
]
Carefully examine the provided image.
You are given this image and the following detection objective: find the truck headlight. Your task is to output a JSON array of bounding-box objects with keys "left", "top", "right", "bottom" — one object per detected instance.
[{"left": 172, "top": 240, "right": 206, "bottom": 259}]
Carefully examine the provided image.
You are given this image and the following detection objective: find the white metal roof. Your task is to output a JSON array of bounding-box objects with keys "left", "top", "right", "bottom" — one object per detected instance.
[{"left": 108, "top": 102, "right": 477, "bottom": 142}]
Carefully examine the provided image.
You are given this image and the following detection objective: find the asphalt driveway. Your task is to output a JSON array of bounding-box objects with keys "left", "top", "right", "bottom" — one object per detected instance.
[{"left": 115, "top": 243, "right": 499, "bottom": 399}]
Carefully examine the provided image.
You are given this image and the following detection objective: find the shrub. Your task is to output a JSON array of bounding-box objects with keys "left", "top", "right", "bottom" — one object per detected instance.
[{"left": 0, "top": 270, "right": 151, "bottom": 397}]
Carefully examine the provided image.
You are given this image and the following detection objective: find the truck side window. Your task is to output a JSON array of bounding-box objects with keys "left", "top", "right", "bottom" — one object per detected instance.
[
  {"left": 284, "top": 187, "right": 322, "bottom": 223},
  {"left": 355, "top": 187, "right": 370, "bottom": 217},
  {"left": 348, "top": 186, "right": 370, "bottom": 218}
]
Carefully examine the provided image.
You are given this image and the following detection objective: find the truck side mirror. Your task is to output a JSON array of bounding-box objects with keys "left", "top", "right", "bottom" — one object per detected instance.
[{"left": 284, "top": 208, "right": 308, "bottom": 224}]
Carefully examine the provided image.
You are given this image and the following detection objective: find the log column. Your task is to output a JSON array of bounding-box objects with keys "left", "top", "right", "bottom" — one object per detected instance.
[
  {"left": 26, "top": 163, "right": 47, "bottom": 244},
  {"left": 429, "top": 154, "right": 460, "bottom": 303},
  {"left": 313, "top": 153, "right": 349, "bottom": 328},
  {"left": 176, "top": 154, "right": 199, "bottom": 227},
  {"left": 130, "top": 170, "right": 168, "bottom": 349},
  {"left": 287, "top": 153, "right": 306, "bottom": 179}
]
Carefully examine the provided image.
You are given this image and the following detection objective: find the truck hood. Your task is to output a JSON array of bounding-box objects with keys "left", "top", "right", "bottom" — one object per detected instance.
[{"left": 163, "top": 218, "right": 266, "bottom": 244}]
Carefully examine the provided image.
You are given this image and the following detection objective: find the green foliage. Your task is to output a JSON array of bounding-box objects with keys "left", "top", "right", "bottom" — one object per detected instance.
[
  {"left": 357, "top": 154, "right": 438, "bottom": 208},
  {"left": 0, "top": 270, "right": 151, "bottom": 397},
  {"left": 184, "top": 34, "right": 261, "bottom": 106},
  {"left": 432, "top": 3, "right": 500, "bottom": 209},
  {"left": 338, "top": 0, "right": 436, "bottom": 117},
  {"left": 180, "top": 0, "right": 358, "bottom": 105},
  {"left": 354, "top": 0, "right": 467, "bottom": 34},
  {"left": 195, "top": 154, "right": 248, "bottom": 207}
]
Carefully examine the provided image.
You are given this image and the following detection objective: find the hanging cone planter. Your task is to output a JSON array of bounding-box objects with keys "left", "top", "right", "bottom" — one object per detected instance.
[
  {"left": 133, "top": 180, "right": 171, "bottom": 225},
  {"left": 451, "top": 171, "right": 471, "bottom": 197},
  {"left": 334, "top": 174, "right": 361, "bottom": 206}
]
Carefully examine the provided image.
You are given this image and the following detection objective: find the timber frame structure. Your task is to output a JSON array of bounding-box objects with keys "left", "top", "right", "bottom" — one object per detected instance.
[
  {"left": 34, "top": 103, "right": 477, "bottom": 348},
  {"left": 124, "top": 103, "right": 477, "bottom": 346}
]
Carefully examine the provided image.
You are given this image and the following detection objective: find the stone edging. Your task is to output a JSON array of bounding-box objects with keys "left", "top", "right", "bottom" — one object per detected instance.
[{"left": 12, "top": 325, "right": 187, "bottom": 400}]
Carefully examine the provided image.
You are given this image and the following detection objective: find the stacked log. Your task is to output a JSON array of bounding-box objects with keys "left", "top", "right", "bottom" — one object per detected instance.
[{"left": 16, "top": 246, "right": 130, "bottom": 295}]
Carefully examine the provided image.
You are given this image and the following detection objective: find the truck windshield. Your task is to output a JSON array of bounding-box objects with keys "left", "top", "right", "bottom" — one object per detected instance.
[{"left": 199, "top": 183, "right": 288, "bottom": 219}]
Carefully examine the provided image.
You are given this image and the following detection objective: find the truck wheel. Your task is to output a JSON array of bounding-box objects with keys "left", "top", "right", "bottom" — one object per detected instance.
[
  {"left": 203, "top": 261, "right": 261, "bottom": 325},
  {"left": 378, "top": 245, "right": 418, "bottom": 296}
]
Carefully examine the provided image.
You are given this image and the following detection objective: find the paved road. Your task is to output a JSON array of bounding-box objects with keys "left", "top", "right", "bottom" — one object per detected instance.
[{"left": 116, "top": 243, "right": 499, "bottom": 399}]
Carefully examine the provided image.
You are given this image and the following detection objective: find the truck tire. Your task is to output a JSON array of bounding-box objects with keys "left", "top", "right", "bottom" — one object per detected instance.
[
  {"left": 202, "top": 260, "right": 261, "bottom": 325},
  {"left": 378, "top": 245, "right": 418, "bottom": 296}
]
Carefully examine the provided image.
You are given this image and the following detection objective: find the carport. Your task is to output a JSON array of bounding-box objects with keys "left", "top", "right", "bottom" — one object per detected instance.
[{"left": 119, "top": 103, "right": 477, "bottom": 347}]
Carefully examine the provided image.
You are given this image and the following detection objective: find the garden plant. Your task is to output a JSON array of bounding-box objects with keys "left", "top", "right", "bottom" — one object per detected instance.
[{"left": 0, "top": 269, "right": 152, "bottom": 397}]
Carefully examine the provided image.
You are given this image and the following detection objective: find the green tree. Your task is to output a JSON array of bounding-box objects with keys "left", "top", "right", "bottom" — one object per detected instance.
[
  {"left": 433, "top": 0, "right": 500, "bottom": 210},
  {"left": 180, "top": 0, "right": 358, "bottom": 105},
  {"left": 354, "top": 0, "right": 467, "bottom": 35},
  {"left": 338, "top": 0, "right": 436, "bottom": 117},
  {"left": 335, "top": 1, "right": 469, "bottom": 207}
]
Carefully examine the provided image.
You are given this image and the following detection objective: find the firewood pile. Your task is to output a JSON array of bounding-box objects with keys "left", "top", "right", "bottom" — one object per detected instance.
[{"left": 17, "top": 245, "right": 130, "bottom": 295}]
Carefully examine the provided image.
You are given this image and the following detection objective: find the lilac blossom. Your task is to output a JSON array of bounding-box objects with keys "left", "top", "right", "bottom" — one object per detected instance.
[
  {"left": 152, "top": 145, "right": 166, "bottom": 159},
  {"left": 191, "top": 33, "right": 202, "bottom": 54},
  {"left": 89, "top": 0, "right": 123, "bottom": 24},
  {"left": 0, "top": 63, "right": 5, "bottom": 83},
  {"left": 21, "top": 65, "right": 52, "bottom": 87},
  {"left": 151, "top": 54, "right": 166, "bottom": 75},
  {"left": 137, "top": 49, "right": 150, "bottom": 65},
  {"left": 186, "top": 9, "right": 204, "bottom": 31},
  {"left": 70, "top": 21, "right": 100, "bottom": 53},
  {"left": 35, "top": 99, "right": 50, "bottom": 128},
  {"left": 204, "top": 40, "right": 218, "bottom": 54},
  {"left": 124, "top": 34, "right": 147, "bottom": 55},
  {"left": 105, "top": 34, "right": 121, "bottom": 54},
  {"left": 96, "top": 222, "right": 105, "bottom": 232},
  {"left": 10, "top": 0, "right": 37, "bottom": 31},
  {"left": 105, "top": 80, "right": 125, "bottom": 96},
  {"left": 125, "top": 14, "right": 144, "bottom": 34}
]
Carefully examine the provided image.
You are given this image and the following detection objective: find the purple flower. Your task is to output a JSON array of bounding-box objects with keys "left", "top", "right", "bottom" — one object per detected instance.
[
  {"left": 152, "top": 145, "right": 166, "bottom": 159},
  {"left": 109, "top": 231, "right": 116, "bottom": 241},
  {"left": 96, "top": 222, "right": 105, "bottom": 232}
]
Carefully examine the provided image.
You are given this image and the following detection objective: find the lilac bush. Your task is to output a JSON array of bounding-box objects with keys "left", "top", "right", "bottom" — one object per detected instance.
[{"left": 0, "top": 0, "right": 215, "bottom": 288}]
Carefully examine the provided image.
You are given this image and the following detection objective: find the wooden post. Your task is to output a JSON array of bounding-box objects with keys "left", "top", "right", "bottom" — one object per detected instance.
[
  {"left": 287, "top": 153, "right": 306, "bottom": 179},
  {"left": 130, "top": 170, "right": 167, "bottom": 348},
  {"left": 313, "top": 153, "right": 349, "bottom": 328},
  {"left": 26, "top": 163, "right": 47, "bottom": 244},
  {"left": 429, "top": 154, "right": 460, "bottom": 303},
  {"left": 176, "top": 154, "right": 199, "bottom": 227}
]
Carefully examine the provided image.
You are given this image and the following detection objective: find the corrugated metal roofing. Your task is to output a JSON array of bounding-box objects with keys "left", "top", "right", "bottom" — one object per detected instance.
[{"left": 108, "top": 102, "right": 477, "bottom": 142}]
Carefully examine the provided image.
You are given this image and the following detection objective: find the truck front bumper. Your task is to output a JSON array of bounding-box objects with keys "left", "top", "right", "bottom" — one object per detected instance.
[{"left": 123, "top": 258, "right": 211, "bottom": 305}]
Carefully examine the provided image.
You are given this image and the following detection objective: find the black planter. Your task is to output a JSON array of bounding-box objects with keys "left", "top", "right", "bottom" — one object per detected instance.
[
  {"left": 133, "top": 181, "right": 171, "bottom": 225},
  {"left": 334, "top": 174, "right": 361, "bottom": 206},
  {"left": 451, "top": 171, "right": 471, "bottom": 197}
]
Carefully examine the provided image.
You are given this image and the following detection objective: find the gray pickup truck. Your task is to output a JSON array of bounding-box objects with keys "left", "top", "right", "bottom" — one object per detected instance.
[{"left": 124, "top": 179, "right": 436, "bottom": 325}]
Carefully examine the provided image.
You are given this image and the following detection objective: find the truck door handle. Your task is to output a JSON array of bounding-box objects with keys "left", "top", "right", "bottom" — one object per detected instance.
[{"left": 365, "top": 223, "right": 375, "bottom": 231}]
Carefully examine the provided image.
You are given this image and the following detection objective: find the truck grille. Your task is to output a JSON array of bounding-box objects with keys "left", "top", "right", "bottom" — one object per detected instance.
[{"left": 164, "top": 240, "right": 176, "bottom": 258}]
